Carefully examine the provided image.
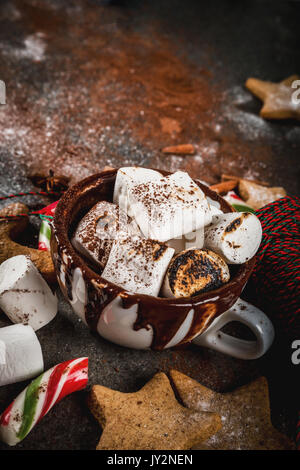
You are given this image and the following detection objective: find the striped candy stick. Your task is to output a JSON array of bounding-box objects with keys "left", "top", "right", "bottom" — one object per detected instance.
[
  {"left": 38, "top": 201, "right": 58, "bottom": 251},
  {"left": 223, "top": 190, "right": 255, "bottom": 213},
  {"left": 0, "top": 357, "right": 88, "bottom": 446},
  {"left": 38, "top": 219, "right": 52, "bottom": 251}
]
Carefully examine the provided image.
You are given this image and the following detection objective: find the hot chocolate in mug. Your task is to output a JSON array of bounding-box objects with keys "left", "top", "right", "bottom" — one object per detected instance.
[{"left": 51, "top": 168, "right": 274, "bottom": 359}]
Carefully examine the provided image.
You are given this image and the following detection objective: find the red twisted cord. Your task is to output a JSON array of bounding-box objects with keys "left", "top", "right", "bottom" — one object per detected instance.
[
  {"left": 0, "top": 213, "right": 54, "bottom": 221},
  {"left": 0, "top": 191, "right": 61, "bottom": 201},
  {"left": 0, "top": 191, "right": 59, "bottom": 221}
]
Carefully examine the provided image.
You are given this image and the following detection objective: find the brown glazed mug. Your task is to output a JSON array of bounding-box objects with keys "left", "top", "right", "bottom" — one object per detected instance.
[{"left": 51, "top": 168, "right": 274, "bottom": 358}]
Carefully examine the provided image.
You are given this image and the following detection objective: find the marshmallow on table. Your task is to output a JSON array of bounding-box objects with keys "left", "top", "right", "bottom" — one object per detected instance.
[
  {"left": 127, "top": 171, "right": 212, "bottom": 242},
  {"left": 204, "top": 212, "right": 262, "bottom": 264},
  {"left": 0, "top": 324, "right": 43, "bottom": 386},
  {"left": 101, "top": 236, "right": 175, "bottom": 296},
  {"left": 72, "top": 201, "right": 140, "bottom": 270},
  {"left": 113, "top": 167, "right": 162, "bottom": 215},
  {"left": 161, "top": 248, "right": 230, "bottom": 298},
  {"left": 0, "top": 255, "right": 57, "bottom": 330}
]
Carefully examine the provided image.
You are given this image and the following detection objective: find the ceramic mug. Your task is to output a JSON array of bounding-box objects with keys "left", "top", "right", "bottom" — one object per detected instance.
[{"left": 51, "top": 168, "right": 274, "bottom": 358}]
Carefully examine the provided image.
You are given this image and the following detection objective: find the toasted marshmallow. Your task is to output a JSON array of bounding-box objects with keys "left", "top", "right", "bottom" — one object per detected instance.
[
  {"left": 127, "top": 171, "right": 211, "bottom": 242},
  {"left": 72, "top": 201, "right": 140, "bottom": 270},
  {"left": 101, "top": 236, "right": 175, "bottom": 296},
  {"left": 204, "top": 212, "right": 262, "bottom": 264},
  {"left": 161, "top": 248, "right": 230, "bottom": 298},
  {"left": 113, "top": 167, "right": 162, "bottom": 215}
]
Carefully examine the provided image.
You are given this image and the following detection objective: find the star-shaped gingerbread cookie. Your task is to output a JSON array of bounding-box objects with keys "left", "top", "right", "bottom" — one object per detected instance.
[
  {"left": 88, "top": 372, "right": 222, "bottom": 450},
  {"left": 245, "top": 75, "right": 300, "bottom": 120},
  {"left": 170, "top": 370, "right": 295, "bottom": 450}
]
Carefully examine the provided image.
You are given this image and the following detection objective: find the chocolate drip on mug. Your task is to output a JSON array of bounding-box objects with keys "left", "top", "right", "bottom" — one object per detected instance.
[{"left": 51, "top": 168, "right": 256, "bottom": 350}]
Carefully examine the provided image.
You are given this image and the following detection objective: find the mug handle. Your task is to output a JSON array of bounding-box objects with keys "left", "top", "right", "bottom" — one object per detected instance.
[{"left": 192, "top": 298, "right": 275, "bottom": 360}]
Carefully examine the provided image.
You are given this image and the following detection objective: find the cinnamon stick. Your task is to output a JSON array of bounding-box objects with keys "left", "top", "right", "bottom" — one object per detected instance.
[
  {"left": 162, "top": 144, "right": 195, "bottom": 155},
  {"left": 209, "top": 180, "right": 238, "bottom": 194}
]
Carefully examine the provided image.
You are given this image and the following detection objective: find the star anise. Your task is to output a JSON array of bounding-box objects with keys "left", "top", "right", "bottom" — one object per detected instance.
[{"left": 30, "top": 170, "right": 70, "bottom": 193}]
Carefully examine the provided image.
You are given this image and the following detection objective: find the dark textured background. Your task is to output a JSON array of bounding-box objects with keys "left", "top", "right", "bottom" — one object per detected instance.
[{"left": 0, "top": 0, "right": 299, "bottom": 450}]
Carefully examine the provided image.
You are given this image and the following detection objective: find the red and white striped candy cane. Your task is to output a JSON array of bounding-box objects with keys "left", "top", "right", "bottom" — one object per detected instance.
[
  {"left": 0, "top": 357, "right": 88, "bottom": 446},
  {"left": 37, "top": 201, "right": 59, "bottom": 251}
]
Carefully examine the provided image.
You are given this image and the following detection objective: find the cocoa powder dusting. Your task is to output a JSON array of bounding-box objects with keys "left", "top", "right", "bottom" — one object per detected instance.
[{"left": 0, "top": 1, "right": 284, "bottom": 191}]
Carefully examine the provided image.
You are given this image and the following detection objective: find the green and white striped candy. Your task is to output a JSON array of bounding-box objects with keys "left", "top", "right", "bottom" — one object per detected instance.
[
  {"left": 0, "top": 357, "right": 88, "bottom": 446},
  {"left": 38, "top": 219, "right": 52, "bottom": 251},
  {"left": 223, "top": 191, "right": 255, "bottom": 213}
]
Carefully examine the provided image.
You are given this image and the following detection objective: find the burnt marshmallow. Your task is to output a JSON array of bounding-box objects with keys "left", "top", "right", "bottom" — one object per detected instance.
[
  {"left": 161, "top": 248, "right": 230, "bottom": 298},
  {"left": 72, "top": 201, "right": 140, "bottom": 270},
  {"left": 113, "top": 167, "right": 162, "bottom": 215},
  {"left": 101, "top": 236, "right": 175, "bottom": 296},
  {"left": 127, "top": 171, "right": 212, "bottom": 242},
  {"left": 204, "top": 212, "right": 262, "bottom": 264}
]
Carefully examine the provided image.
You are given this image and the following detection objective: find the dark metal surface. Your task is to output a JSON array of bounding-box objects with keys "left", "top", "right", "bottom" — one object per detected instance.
[{"left": 0, "top": 0, "right": 299, "bottom": 450}]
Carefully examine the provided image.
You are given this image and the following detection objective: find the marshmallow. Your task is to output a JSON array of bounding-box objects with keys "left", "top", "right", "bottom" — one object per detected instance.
[
  {"left": 0, "top": 255, "right": 57, "bottom": 330},
  {"left": 204, "top": 212, "right": 262, "bottom": 264},
  {"left": 205, "top": 197, "right": 224, "bottom": 226},
  {"left": 113, "top": 167, "right": 162, "bottom": 215},
  {"left": 101, "top": 236, "right": 175, "bottom": 296},
  {"left": 127, "top": 171, "right": 212, "bottom": 242},
  {"left": 209, "top": 203, "right": 224, "bottom": 223},
  {"left": 170, "top": 171, "right": 212, "bottom": 227},
  {"left": 72, "top": 201, "right": 140, "bottom": 270},
  {"left": 0, "top": 324, "right": 44, "bottom": 386},
  {"left": 207, "top": 197, "right": 221, "bottom": 209},
  {"left": 161, "top": 248, "right": 230, "bottom": 298}
]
